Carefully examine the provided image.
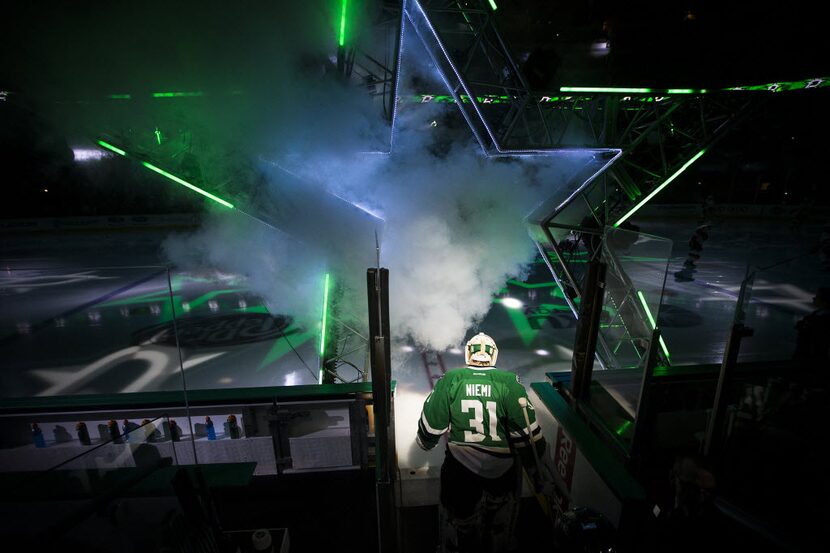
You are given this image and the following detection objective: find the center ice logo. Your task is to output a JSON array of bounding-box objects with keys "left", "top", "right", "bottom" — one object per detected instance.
[{"left": 132, "top": 313, "right": 293, "bottom": 348}]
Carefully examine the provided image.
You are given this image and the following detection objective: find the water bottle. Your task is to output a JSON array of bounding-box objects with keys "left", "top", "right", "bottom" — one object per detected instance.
[
  {"left": 169, "top": 420, "right": 181, "bottom": 442},
  {"left": 108, "top": 419, "right": 123, "bottom": 444},
  {"left": 76, "top": 421, "right": 91, "bottom": 445},
  {"left": 226, "top": 415, "right": 241, "bottom": 439},
  {"left": 32, "top": 423, "right": 46, "bottom": 448},
  {"left": 206, "top": 416, "right": 217, "bottom": 440}
]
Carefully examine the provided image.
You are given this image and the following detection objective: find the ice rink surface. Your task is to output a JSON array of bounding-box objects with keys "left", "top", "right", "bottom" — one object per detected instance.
[{"left": 1, "top": 214, "right": 827, "bottom": 470}]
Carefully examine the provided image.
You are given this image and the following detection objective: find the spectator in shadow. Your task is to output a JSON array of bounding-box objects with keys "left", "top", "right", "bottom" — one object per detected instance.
[
  {"left": 760, "top": 286, "right": 830, "bottom": 429},
  {"left": 53, "top": 425, "right": 73, "bottom": 443},
  {"left": 793, "top": 286, "right": 830, "bottom": 386},
  {"left": 654, "top": 456, "right": 727, "bottom": 553},
  {"left": 768, "top": 286, "right": 830, "bottom": 425},
  {"left": 522, "top": 44, "right": 561, "bottom": 89},
  {"left": 132, "top": 443, "right": 163, "bottom": 469},
  {"left": 554, "top": 507, "right": 616, "bottom": 553}
]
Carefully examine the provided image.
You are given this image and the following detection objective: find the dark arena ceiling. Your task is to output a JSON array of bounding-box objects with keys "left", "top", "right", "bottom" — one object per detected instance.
[{"left": 0, "top": 1, "right": 827, "bottom": 218}]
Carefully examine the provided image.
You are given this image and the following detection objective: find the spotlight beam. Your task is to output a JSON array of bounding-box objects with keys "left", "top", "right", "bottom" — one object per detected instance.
[
  {"left": 339, "top": 0, "right": 348, "bottom": 47},
  {"left": 95, "top": 139, "right": 234, "bottom": 208},
  {"left": 637, "top": 290, "right": 671, "bottom": 360},
  {"left": 320, "top": 273, "right": 331, "bottom": 359},
  {"left": 97, "top": 140, "right": 126, "bottom": 156},
  {"left": 141, "top": 162, "right": 234, "bottom": 209},
  {"left": 613, "top": 149, "right": 706, "bottom": 227}
]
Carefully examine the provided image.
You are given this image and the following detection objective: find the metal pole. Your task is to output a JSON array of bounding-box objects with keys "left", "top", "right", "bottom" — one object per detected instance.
[
  {"left": 367, "top": 268, "right": 397, "bottom": 553},
  {"left": 704, "top": 274, "right": 754, "bottom": 462},
  {"left": 629, "top": 327, "right": 661, "bottom": 474},
  {"left": 166, "top": 267, "right": 197, "bottom": 466},
  {"left": 571, "top": 261, "right": 607, "bottom": 401},
  {"left": 703, "top": 321, "right": 753, "bottom": 461}
]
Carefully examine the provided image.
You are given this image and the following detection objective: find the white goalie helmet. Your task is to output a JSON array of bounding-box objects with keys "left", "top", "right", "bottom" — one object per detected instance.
[{"left": 465, "top": 332, "right": 498, "bottom": 367}]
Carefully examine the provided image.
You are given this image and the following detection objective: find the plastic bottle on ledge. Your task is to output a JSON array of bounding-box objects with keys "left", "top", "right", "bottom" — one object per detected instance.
[
  {"left": 226, "top": 414, "right": 241, "bottom": 439},
  {"left": 206, "top": 416, "right": 217, "bottom": 440},
  {"left": 122, "top": 419, "right": 140, "bottom": 442},
  {"left": 32, "top": 423, "right": 46, "bottom": 448},
  {"left": 142, "top": 419, "right": 159, "bottom": 442},
  {"left": 108, "top": 419, "right": 123, "bottom": 444},
  {"left": 76, "top": 421, "right": 91, "bottom": 445},
  {"left": 169, "top": 420, "right": 181, "bottom": 442}
]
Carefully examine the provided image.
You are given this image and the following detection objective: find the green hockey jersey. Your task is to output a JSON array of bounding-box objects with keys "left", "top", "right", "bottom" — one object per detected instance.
[{"left": 417, "top": 366, "right": 543, "bottom": 477}]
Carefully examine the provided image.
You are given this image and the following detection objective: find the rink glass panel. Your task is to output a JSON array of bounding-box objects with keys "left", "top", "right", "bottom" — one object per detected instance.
[
  {"left": 0, "top": 265, "right": 331, "bottom": 398},
  {"left": 0, "top": 266, "right": 185, "bottom": 398},
  {"left": 0, "top": 383, "right": 376, "bottom": 493},
  {"left": 590, "top": 227, "right": 672, "bottom": 448},
  {"left": 164, "top": 269, "right": 324, "bottom": 391}
]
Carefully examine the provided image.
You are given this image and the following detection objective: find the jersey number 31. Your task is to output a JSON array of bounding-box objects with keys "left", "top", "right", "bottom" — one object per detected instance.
[{"left": 461, "top": 399, "right": 501, "bottom": 442}]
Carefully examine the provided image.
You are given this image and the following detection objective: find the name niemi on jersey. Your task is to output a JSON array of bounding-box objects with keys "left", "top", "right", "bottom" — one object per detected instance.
[{"left": 466, "top": 384, "right": 492, "bottom": 397}]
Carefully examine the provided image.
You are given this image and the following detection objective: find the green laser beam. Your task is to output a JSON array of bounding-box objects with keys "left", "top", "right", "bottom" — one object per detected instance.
[
  {"left": 638, "top": 290, "right": 657, "bottom": 328},
  {"left": 96, "top": 139, "right": 235, "bottom": 208},
  {"left": 338, "top": 0, "right": 348, "bottom": 47},
  {"left": 614, "top": 149, "right": 706, "bottom": 227},
  {"left": 615, "top": 420, "right": 633, "bottom": 436},
  {"left": 636, "top": 290, "right": 671, "bottom": 359},
  {"left": 658, "top": 337, "right": 670, "bottom": 359},
  {"left": 97, "top": 140, "right": 127, "bottom": 156},
  {"left": 320, "top": 273, "right": 331, "bottom": 358},
  {"left": 141, "top": 162, "right": 234, "bottom": 208}
]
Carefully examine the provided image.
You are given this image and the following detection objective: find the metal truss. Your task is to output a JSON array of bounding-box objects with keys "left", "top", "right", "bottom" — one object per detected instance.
[
  {"left": 600, "top": 235, "right": 665, "bottom": 369},
  {"left": 403, "top": 0, "right": 607, "bottom": 154},
  {"left": 604, "top": 94, "right": 761, "bottom": 224},
  {"left": 532, "top": 93, "right": 762, "bottom": 370},
  {"left": 321, "top": 314, "right": 371, "bottom": 384},
  {"left": 318, "top": 278, "right": 372, "bottom": 384},
  {"left": 341, "top": 1, "right": 403, "bottom": 123}
]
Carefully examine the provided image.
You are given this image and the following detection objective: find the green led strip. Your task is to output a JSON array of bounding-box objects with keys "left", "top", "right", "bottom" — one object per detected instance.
[
  {"left": 151, "top": 91, "right": 204, "bottom": 98},
  {"left": 488, "top": 0, "right": 498, "bottom": 10},
  {"left": 141, "top": 162, "right": 234, "bottom": 208},
  {"left": 637, "top": 290, "right": 671, "bottom": 360},
  {"left": 28, "top": 77, "right": 830, "bottom": 106},
  {"left": 614, "top": 149, "right": 706, "bottom": 227},
  {"left": 338, "top": 0, "right": 348, "bottom": 47},
  {"left": 560, "top": 86, "right": 652, "bottom": 94},
  {"left": 319, "top": 273, "right": 331, "bottom": 384},
  {"left": 615, "top": 420, "right": 633, "bottom": 436}
]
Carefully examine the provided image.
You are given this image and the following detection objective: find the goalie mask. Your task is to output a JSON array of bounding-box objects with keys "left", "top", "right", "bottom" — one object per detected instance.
[{"left": 465, "top": 332, "right": 498, "bottom": 367}]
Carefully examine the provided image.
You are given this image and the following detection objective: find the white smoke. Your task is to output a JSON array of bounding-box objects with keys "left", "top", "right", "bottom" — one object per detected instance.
[
  {"left": 242, "top": 111, "right": 594, "bottom": 351},
  {"left": 3, "top": 0, "right": 600, "bottom": 370},
  {"left": 157, "top": 2, "right": 595, "bottom": 350},
  {"left": 163, "top": 209, "right": 327, "bottom": 328}
]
